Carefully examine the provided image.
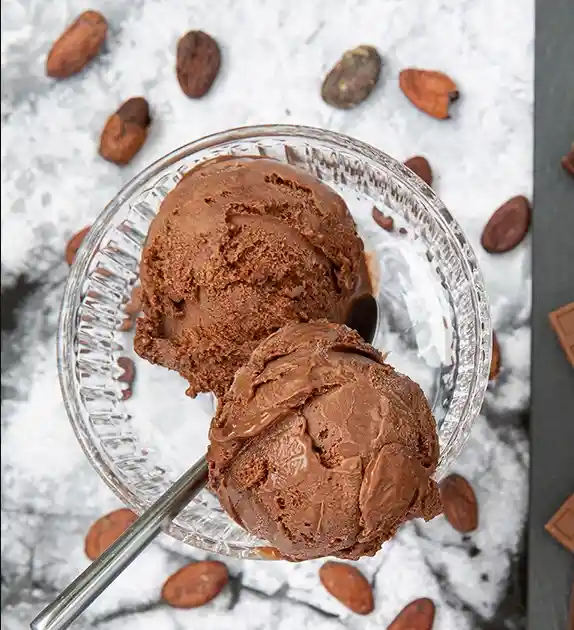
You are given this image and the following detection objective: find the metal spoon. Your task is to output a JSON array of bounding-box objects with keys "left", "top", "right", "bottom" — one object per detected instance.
[
  {"left": 30, "top": 457, "right": 208, "bottom": 630},
  {"left": 31, "top": 296, "right": 378, "bottom": 630},
  {"left": 345, "top": 293, "right": 378, "bottom": 345}
]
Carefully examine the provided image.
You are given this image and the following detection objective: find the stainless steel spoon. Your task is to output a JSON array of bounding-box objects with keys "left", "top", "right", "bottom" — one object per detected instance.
[
  {"left": 31, "top": 295, "right": 378, "bottom": 630},
  {"left": 30, "top": 457, "right": 208, "bottom": 630}
]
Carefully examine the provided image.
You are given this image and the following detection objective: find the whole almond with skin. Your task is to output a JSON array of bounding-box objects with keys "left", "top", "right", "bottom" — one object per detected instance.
[
  {"left": 372, "top": 206, "right": 394, "bottom": 231},
  {"left": 162, "top": 561, "right": 228, "bottom": 608},
  {"left": 388, "top": 598, "right": 436, "bottom": 630},
  {"left": 85, "top": 508, "right": 137, "bottom": 560},
  {"left": 117, "top": 356, "right": 136, "bottom": 399},
  {"left": 321, "top": 45, "right": 382, "bottom": 109},
  {"left": 440, "top": 473, "right": 478, "bottom": 533},
  {"left": 46, "top": 10, "right": 107, "bottom": 79},
  {"left": 319, "top": 561, "right": 374, "bottom": 615},
  {"left": 117, "top": 356, "right": 136, "bottom": 385},
  {"left": 120, "top": 286, "right": 143, "bottom": 330},
  {"left": 65, "top": 225, "right": 91, "bottom": 265},
  {"left": 99, "top": 97, "right": 151, "bottom": 165},
  {"left": 399, "top": 69, "right": 459, "bottom": 119},
  {"left": 124, "top": 286, "right": 142, "bottom": 316},
  {"left": 404, "top": 156, "right": 433, "bottom": 187},
  {"left": 371, "top": 206, "right": 395, "bottom": 232},
  {"left": 481, "top": 195, "right": 531, "bottom": 253},
  {"left": 490, "top": 332, "right": 501, "bottom": 380},
  {"left": 176, "top": 31, "right": 221, "bottom": 98}
]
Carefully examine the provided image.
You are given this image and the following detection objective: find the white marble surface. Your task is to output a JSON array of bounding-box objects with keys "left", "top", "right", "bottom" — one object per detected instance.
[{"left": 1, "top": 0, "right": 532, "bottom": 628}]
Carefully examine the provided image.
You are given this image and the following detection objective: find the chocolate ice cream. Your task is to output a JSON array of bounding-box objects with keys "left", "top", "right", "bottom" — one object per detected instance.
[
  {"left": 208, "top": 321, "right": 442, "bottom": 561},
  {"left": 135, "top": 157, "right": 368, "bottom": 397}
]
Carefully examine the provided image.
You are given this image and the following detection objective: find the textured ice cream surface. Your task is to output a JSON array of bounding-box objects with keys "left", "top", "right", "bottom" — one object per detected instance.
[
  {"left": 208, "top": 321, "right": 442, "bottom": 561},
  {"left": 134, "top": 157, "right": 368, "bottom": 397}
]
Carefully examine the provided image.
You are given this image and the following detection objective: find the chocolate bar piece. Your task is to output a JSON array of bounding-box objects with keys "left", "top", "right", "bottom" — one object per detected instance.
[
  {"left": 545, "top": 494, "right": 574, "bottom": 552},
  {"left": 549, "top": 302, "right": 574, "bottom": 367}
]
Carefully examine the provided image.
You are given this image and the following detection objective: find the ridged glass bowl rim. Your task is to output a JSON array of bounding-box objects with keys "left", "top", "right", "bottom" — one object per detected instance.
[{"left": 58, "top": 124, "right": 491, "bottom": 541}]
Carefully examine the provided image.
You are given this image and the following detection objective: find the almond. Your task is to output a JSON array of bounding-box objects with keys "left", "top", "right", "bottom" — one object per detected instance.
[
  {"left": 117, "top": 356, "right": 136, "bottom": 400},
  {"left": 404, "top": 156, "right": 433, "bottom": 187},
  {"left": 65, "top": 225, "right": 91, "bottom": 266},
  {"left": 116, "top": 98, "right": 151, "bottom": 127},
  {"left": 388, "top": 598, "right": 436, "bottom": 630},
  {"left": 85, "top": 508, "right": 138, "bottom": 560},
  {"left": 124, "top": 286, "right": 143, "bottom": 316},
  {"left": 117, "top": 357, "right": 135, "bottom": 385},
  {"left": 481, "top": 195, "right": 531, "bottom": 253},
  {"left": 120, "top": 286, "right": 143, "bottom": 331},
  {"left": 162, "top": 561, "right": 228, "bottom": 608},
  {"left": 490, "top": 332, "right": 501, "bottom": 380},
  {"left": 399, "top": 69, "right": 459, "bottom": 119},
  {"left": 46, "top": 10, "right": 107, "bottom": 79},
  {"left": 176, "top": 31, "right": 221, "bottom": 98},
  {"left": 372, "top": 206, "right": 394, "bottom": 231},
  {"left": 440, "top": 473, "right": 478, "bottom": 533},
  {"left": 319, "top": 561, "right": 374, "bottom": 615},
  {"left": 99, "top": 98, "right": 151, "bottom": 166},
  {"left": 321, "top": 45, "right": 382, "bottom": 109}
]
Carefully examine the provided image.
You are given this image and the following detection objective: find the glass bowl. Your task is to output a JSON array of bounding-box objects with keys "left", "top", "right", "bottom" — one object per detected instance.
[{"left": 58, "top": 125, "right": 491, "bottom": 559}]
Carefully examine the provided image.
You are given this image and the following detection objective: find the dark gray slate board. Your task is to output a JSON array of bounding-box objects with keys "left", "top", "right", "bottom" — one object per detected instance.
[{"left": 529, "top": 1, "right": 574, "bottom": 629}]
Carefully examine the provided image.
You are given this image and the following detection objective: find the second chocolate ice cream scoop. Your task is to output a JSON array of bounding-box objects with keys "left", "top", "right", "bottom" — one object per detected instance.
[{"left": 208, "top": 321, "right": 442, "bottom": 562}]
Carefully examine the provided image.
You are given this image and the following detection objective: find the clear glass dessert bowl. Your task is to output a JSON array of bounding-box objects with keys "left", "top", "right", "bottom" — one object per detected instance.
[{"left": 58, "top": 125, "right": 491, "bottom": 559}]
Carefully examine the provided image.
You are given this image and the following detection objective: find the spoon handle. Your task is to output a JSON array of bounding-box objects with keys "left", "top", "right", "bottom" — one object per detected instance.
[{"left": 31, "top": 456, "right": 209, "bottom": 630}]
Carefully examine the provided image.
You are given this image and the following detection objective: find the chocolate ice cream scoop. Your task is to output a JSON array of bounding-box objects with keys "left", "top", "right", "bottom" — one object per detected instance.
[
  {"left": 208, "top": 321, "right": 442, "bottom": 561},
  {"left": 135, "top": 157, "right": 369, "bottom": 397}
]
